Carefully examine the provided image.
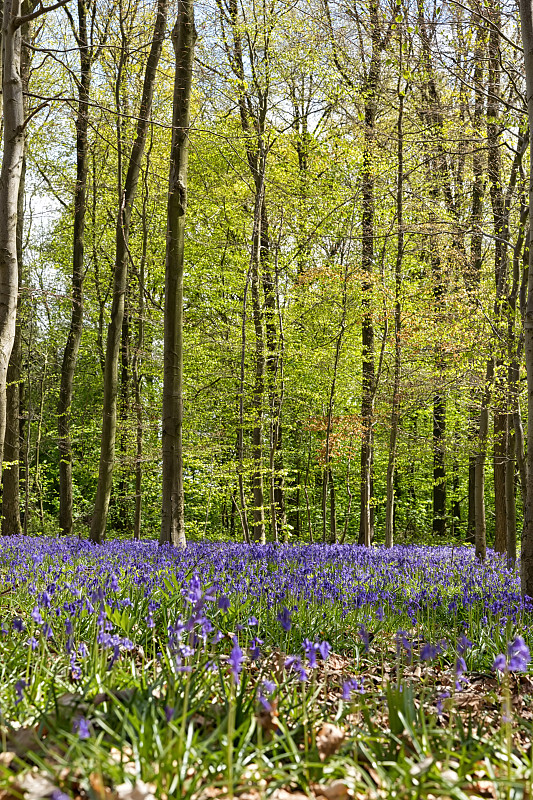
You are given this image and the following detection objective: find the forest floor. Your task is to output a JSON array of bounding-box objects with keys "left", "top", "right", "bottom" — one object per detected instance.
[{"left": 0, "top": 537, "right": 532, "bottom": 800}]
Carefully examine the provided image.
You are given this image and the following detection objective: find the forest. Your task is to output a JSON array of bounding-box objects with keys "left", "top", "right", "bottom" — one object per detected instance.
[
  {"left": 0, "top": 0, "right": 531, "bottom": 562},
  {"left": 3, "top": 0, "right": 533, "bottom": 796}
]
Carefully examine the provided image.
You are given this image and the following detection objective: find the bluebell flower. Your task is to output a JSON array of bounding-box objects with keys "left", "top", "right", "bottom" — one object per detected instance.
[
  {"left": 249, "top": 637, "right": 263, "bottom": 661},
  {"left": 493, "top": 636, "right": 531, "bottom": 672},
  {"left": 277, "top": 607, "right": 292, "bottom": 632},
  {"left": 285, "top": 655, "right": 308, "bottom": 682},
  {"left": 14, "top": 679, "right": 26, "bottom": 705},
  {"left": 73, "top": 716, "right": 90, "bottom": 739},
  {"left": 229, "top": 643, "right": 244, "bottom": 683},
  {"left": 342, "top": 677, "right": 364, "bottom": 699},
  {"left": 218, "top": 595, "right": 230, "bottom": 612},
  {"left": 51, "top": 791, "right": 71, "bottom": 800}
]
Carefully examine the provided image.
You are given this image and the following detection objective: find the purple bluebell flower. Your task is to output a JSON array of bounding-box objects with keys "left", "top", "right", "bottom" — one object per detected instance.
[
  {"left": 14, "top": 679, "right": 26, "bottom": 705},
  {"left": 493, "top": 636, "right": 531, "bottom": 672},
  {"left": 395, "top": 629, "right": 412, "bottom": 661},
  {"left": 285, "top": 655, "right": 308, "bottom": 682},
  {"left": 457, "top": 634, "right": 472, "bottom": 655},
  {"left": 318, "top": 640, "right": 330, "bottom": 660},
  {"left": 249, "top": 637, "right": 263, "bottom": 661},
  {"left": 436, "top": 691, "right": 450, "bottom": 716},
  {"left": 218, "top": 595, "right": 230, "bottom": 612},
  {"left": 164, "top": 705, "right": 174, "bottom": 723},
  {"left": 358, "top": 625, "right": 370, "bottom": 652},
  {"left": 73, "top": 716, "right": 90, "bottom": 739},
  {"left": 229, "top": 643, "right": 244, "bottom": 683},
  {"left": 277, "top": 607, "right": 292, "bottom": 632},
  {"left": 455, "top": 657, "right": 468, "bottom": 690},
  {"left": 342, "top": 677, "right": 364, "bottom": 699},
  {"left": 258, "top": 679, "right": 276, "bottom": 710}
]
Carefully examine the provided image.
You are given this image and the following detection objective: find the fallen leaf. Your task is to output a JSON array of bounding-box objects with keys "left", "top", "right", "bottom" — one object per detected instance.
[
  {"left": 15, "top": 771, "right": 58, "bottom": 798},
  {"left": 115, "top": 780, "right": 157, "bottom": 800},
  {"left": 0, "top": 752, "right": 15, "bottom": 768},
  {"left": 315, "top": 780, "right": 351, "bottom": 800},
  {"left": 410, "top": 757, "right": 434, "bottom": 777},
  {"left": 270, "top": 791, "right": 309, "bottom": 800},
  {"left": 316, "top": 723, "right": 345, "bottom": 761}
]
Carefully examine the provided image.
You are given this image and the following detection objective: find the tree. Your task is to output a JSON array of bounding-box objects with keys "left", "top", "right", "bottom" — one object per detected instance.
[
  {"left": 160, "top": 0, "right": 196, "bottom": 547},
  {"left": 519, "top": 0, "right": 533, "bottom": 596},
  {"left": 90, "top": 0, "right": 169, "bottom": 543}
]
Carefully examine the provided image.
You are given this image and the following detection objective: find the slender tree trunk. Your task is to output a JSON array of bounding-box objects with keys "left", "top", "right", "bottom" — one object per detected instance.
[
  {"left": 358, "top": 8, "right": 380, "bottom": 547},
  {"left": 475, "top": 359, "right": 493, "bottom": 561},
  {"left": 236, "top": 261, "right": 252, "bottom": 545},
  {"left": 506, "top": 427, "right": 517, "bottom": 567},
  {"left": 385, "top": 70, "right": 405, "bottom": 548},
  {"left": 520, "top": 0, "right": 533, "bottom": 595},
  {"left": 132, "top": 153, "right": 149, "bottom": 540},
  {"left": 0, "top": 0, "right": 25, "bottom": 485},
  {"left": 58, "top": 0, "right": 91, "bottom": 536},
  {"left": 1, "top": 12, "right": 29, "bottom": 537},
  {"left": 91, "top": 0, "right": 169, "bottom": 543},
  {"left": 487, "top": 0, "right": 508, "bottom": 554},
  {"left": 1, "top": 116, "right": 26, "bottom": 536},
  {"left": 467, "top": 24, "right": 486, "bottom": 541},
  {"left": 159, "top": 0, "right": 195, "bottom": 547},
  {"left": 250, "top": 197, "right": 266, "bottom": 543}
]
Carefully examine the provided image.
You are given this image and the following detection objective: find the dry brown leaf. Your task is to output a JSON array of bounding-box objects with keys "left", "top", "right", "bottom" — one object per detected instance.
[
  {"left": 314, "top": 780, "right": 351, "bottom": 800},
  {"left": 409, "top": 757, "right": 433, "bottom": 777},
  {"left": 466, "top": 781, "right": 497, "bottom": 798},
  {"left": 235, "top": 790, "right": 262, "bottom": 800},
  {"left": 0, "top": 790, "right": 21, "bottom": 800},
  {"left": 257, "top": 700, "right": 280, "bottom": 735},
  {"left": 6, "top": 728, "right": 42, "bottom": 760},
  {"left": 0, "top": 752, "right": 15, "bottom": 768},
  {"left": 270, "top": 790, "right": 309, "bottom": 800},
  {"left": 440, "top": 769, "right": 459, "bottom": 784},
  {"left": 316, "top": 723, "right": 345, "bottom": 761},
  {"left": 15, "top": 770, "right": 59, "bottom": 798},
  {"left": 115, "top": 780, "right": 157, "bottom": 800},
  {"left": 89, "top": 773, "right": 108, "bottom": 800}
]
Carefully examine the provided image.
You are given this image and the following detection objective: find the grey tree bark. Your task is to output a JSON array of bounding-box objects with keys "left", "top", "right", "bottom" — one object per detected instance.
[
  {"left": 58, "top": 0, "right": 93, "bottom": 536},
  {"left": 0, "top": 0, "right": 25, "bottom": 486},
  {"left": 385, "top": 64, "right": 406, "bottom": 548},
  {"left": 90, "top": 0, "right": 169, "bottom": 542},
  {"left": 159, "top": 0, "right": 195, "bottom": 547},
  {"left": 519, "top": 0, "right": 533, "bottom": 595}
]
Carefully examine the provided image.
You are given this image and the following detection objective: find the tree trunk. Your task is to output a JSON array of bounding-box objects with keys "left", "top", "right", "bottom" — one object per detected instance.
[
  {"left": 58, "top": 0, "right": 91, "bottom": 536},
  {"left": 132, "top": 157, "right": 149, "bottom": 541},
  {"left": 467, "top": 24, "right": 486, "bottom": 542},
  {"left": 506, "top": 426, "right": 517, "bottom": 567},
  {"left": 358, "top": 5, "right": 380, "bottom": 547},
  {"left": 432, "top": 392, "right": 446, "bottom": 536},
  {"left": 520, "top": 0, "right": 533, "bottom": 596},
  {"left": 487, "top": 0, "right": 508, "bottom": 554},
  {"left": 159, "top": 0, "right": 195, "bottom": 547},
  {"left": 90, "top": 0, "right": 169, "bottom": 543},
  {"left": 1, "top": 121, "right": 26, "bottom": 536},
  {"left": 0, "top": 0, "right": 25, "bottom": 485},
  {"left": 250, "top": 195, "right": 266, "bottom": 543},
  {"left": 385, "top": 68, "right": 405, "bottom": 549},
  {"left": 475, "top": 358, "right": 493, "bottom": 561}
]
